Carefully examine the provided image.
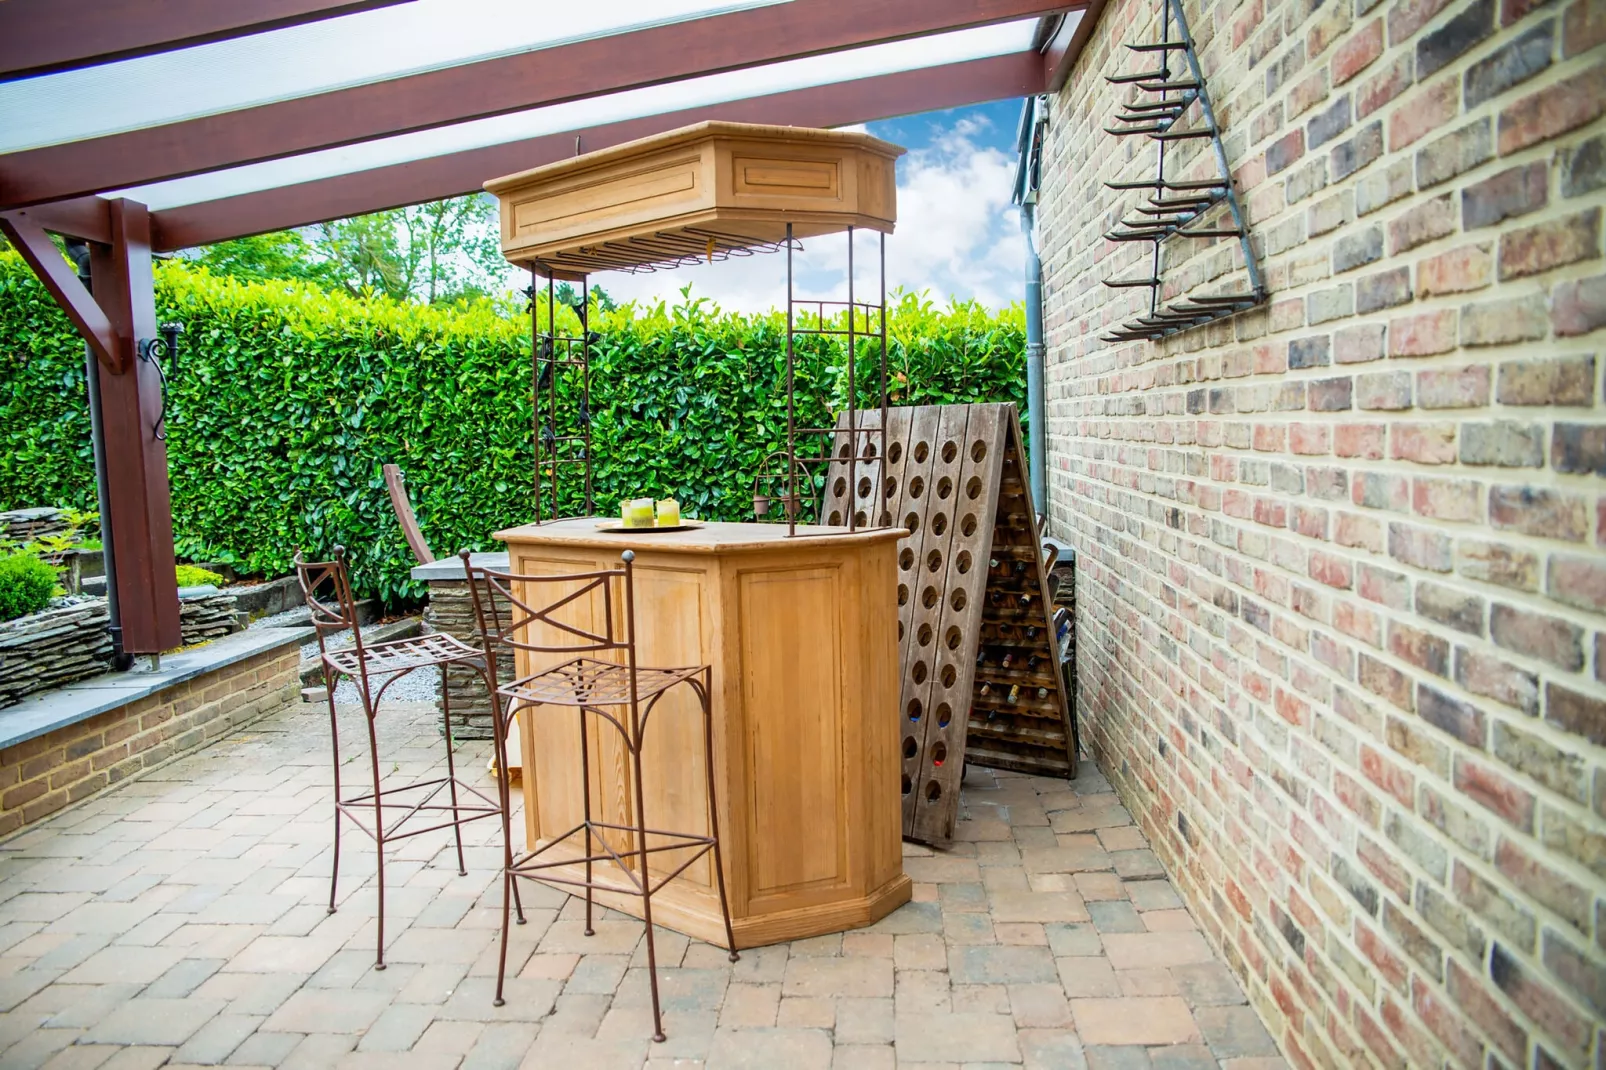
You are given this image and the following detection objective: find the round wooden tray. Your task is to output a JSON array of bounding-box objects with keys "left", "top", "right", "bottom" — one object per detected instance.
[{"left": 593, "top": 520, "right": 705, "bottom": 534}]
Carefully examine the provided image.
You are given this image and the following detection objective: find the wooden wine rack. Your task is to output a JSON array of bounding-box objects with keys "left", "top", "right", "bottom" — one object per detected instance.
[{"left": 824, "top": 402, "right": 1075, "bottom": 845}]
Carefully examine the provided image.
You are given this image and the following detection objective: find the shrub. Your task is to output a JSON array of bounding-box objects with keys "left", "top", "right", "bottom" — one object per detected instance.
[
  {"left": 175, "top": 564, "right": 225, "bottom": 588},
  {"left": 0, "top": 552, "right": 58, "bottom": 621},
  {"left": 0, "top": 253, "right": 1027, "bottom": 602}
]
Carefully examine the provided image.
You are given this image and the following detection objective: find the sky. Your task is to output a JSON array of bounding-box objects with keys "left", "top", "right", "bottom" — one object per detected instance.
[{"left": 513, "top": 100, "right": 1029, "bottom": 316}]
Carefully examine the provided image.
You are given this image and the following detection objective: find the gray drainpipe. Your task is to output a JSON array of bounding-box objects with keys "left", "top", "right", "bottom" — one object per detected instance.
[{"left": 1021, "top": 204, "right": 1047, "bottom": 514}]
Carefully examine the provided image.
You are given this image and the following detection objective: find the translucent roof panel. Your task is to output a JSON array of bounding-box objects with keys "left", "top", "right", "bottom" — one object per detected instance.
[
  {"left": 0, "top": 0, "right": 788, "bottom": 153},
  {"left": 113, "top": 20, "right": 1038, "bottom": 211}
]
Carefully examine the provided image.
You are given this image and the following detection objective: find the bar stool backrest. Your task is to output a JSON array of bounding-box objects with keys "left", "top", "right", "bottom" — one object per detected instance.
[
  {"left": 294, "top": 547, "right": 367, "bottom": 663},
  {"left": 460, "top": 549, "right": 641, "bottom": 685}
]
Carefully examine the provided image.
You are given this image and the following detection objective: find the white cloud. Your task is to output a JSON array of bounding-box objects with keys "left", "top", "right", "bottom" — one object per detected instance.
[{"left": 517, "top": 118, "right": 1026, "bottom": 315}]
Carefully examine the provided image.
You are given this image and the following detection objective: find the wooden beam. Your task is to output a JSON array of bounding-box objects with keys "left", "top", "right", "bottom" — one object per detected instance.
[
  {"left": 0, "top": 210, "right": 120, "bottom": 369},
  {"left": 0, "top": 0, "right": 417, "bottom": 82},
  {"left": 87, "top": 200, "right": 182, "bottom": 654},
  {"left": 150, "top": 52, "right": 1045, "bottom": 250},
  {"left": 1043, "top": 0, "right": 1104, "bottom": 92},
  {"left": 0, "top": 0, "right": 1077, "bottom": 209},
  {"left": 15, "top": 196, "right": 111, "bottom": 244}
]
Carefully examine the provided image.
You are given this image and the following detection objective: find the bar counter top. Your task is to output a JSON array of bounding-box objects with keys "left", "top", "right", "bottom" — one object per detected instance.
[{"left": 494, "top": 515, "right": 906, "bottom": 553}]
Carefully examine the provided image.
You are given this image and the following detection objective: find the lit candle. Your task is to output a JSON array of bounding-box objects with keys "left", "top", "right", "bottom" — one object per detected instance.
[
  {"left": 622, "top": 498, "right": 654, "bottom": 528},
  {"left": 656, "top": 498, "right": 681, "bottom": 527}
]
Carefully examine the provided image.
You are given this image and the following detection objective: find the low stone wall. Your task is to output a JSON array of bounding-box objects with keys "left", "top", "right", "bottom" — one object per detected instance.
[
  {"left": 424, "top": 579, "right": 511, "bottom": 740},
  {"left": 0, "top": 641, "right": 301, "bottom": 834},
  {"left": 0, "top": 598, "right": 113, "bottom": 708},
  {"left": 179, "top": 590, "right": 244, "bottom": 644}
]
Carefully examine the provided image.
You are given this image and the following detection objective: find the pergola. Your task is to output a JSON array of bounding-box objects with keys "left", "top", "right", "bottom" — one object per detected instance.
[{"left": 0, "top": 0, "right": 1096, "bottom": 656}]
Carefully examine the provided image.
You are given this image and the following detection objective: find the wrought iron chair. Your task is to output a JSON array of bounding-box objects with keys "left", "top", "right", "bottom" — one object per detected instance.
[
  {"left": 295, "top": 546, "right": 521, "bottom": 970},
  {"left": 461, "top": 548, "right": 737, "bottom": 1042}
]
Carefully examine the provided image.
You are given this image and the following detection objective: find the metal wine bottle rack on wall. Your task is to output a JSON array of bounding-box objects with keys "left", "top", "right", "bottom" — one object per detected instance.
[
  {"left": 1101, "top": 0, "right": 1266, "bottom": 342},
  {"left": 824, "top": 403, "right": 1075, "bottom": 846},
  {"left": 529, "top": 270, "right": 595, "bottom": 523}
]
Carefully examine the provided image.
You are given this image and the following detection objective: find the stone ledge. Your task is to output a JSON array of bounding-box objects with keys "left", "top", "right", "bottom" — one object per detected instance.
[
  {"left": 409, "top": 551, "right": 509, "bottom": 583},
  {"left": 0, "top": 625, "right": 313, "bottom": 752}
]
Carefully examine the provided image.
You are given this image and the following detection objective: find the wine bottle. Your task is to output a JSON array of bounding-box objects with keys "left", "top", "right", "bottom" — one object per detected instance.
[
  {"left": 978, "top": 682, "right": 992, "bottom": 697},
  {"left": 1000, "top": 652, "right": 1015, "bottom": 669},
  {"left": 1027, "top": 655, "right": 1042, "bottom": 671},
  {"left": 975, "top": 647, "right": 988, "bottom": 667},
  {"left": 1036, "top": 687, "right": 1049, "bottom": 699},
  {"left": 1023, "top": 626, "right": 1038, "bottom": 640},
  {"left": 1006, "top": 684, "right": 1021, "bottom": 703}
]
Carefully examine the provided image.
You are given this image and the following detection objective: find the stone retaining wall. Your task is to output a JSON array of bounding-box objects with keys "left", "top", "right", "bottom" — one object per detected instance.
[
  {"left": 179, "top": 590, "right": 244, "bottom": 645},
  {"left": 0, "top": 599, "right": 113, "bottom": 708},
  {"left": 424, "top": 579, "right": 512, "bottom": 740},
  {"left": 0, "top": 643, "right": 300, "bottom": 834}
]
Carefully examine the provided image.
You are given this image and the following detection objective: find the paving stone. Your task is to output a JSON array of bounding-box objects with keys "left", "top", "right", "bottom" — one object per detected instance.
[
  {"left": 225, "top": 1032, "right": 302, "bottom": 1067},
  {"left": 1007, "top": 982, "right": 1074, "bottom": 1028},
  {"left": 829, "top": 1044, "right": 895, "bottom": 1070},
  {"left": 783, "top": 955, "right": 892, "bottom": 999},
  {"left": 864, "top": 902, "right": 941, "bottom": 935},
  {"left": 894, "top": 933, "right": 947, "bottom": 970},
  {"left": 260, "top": 988, "right": 392, "bottom": 1034},
  {"left": 893, "top": 970, "right": 951, "bottom": 1015},
  {"left": 1070, "top": 997, "right": 1199, "bottom": 1045},
  {"left": 1194, "top": 1005, "right": 1279, "bottom": 1058},
  {"left": 893, "top": 1012, "right": 1022, "bottom": 1064},
  {"left": 777, "top": 996, "right": 835, "bottom": 1028},
  {"left": 1170, "top": 962, "right": 1247, "bottom": 1007},
  {"left": 1099, "top": 933, "right": 1214, "bottom": 971},
  {"left": 172, "top": 1012, "right": 261, "bottom": 1064},
  {"left": 942, "top": 911, "right": 996, "bottom": 945},
  {"left": 987, "top": 890, "right": 1089, "bottom": 923},
  {"left": 948, "top": 945, "right": 1059, "bottom": 985},
  {"left": 1021, "top": 846, "right": 1114, "bottom": 874},
  {"left": 83, "top": 998, "right": 229, "bottom": 1046},
  {"left": 1139, "top": 910, "right": 1195, "bottom": 932},
  {"left": 1148, "top": 1043, "right": 1218, "bottom": 1070},
  {"left": 834, "top": 996, "right": 893, "bottom": 1043},
  {"left": 1087, "top": 901, "right": 1145, "bottom": 933},
  {"left": 950, "top": 983, "right": 1011, "bottom": 1014},
  {"left": 939, "top": 884, "right": 989, "bottom": 912},
  {"left": 60, "top": 945, "right": 185, "bottom": 985},
  {"left": 1020, "top": 1029, "right": 1090, "bottom": 1070},
  {"left": 146, "top": 957, "right": 227, "bottom": 998},
  {"left": 1057, "top": 956, "right": 1122, "bottom": 998},
  {"left": 1115, "top": 968, "right": 1177, "bottom": 997},
  {"left": 355, "top": 1004, "right": 435, "bottom": 1052},
  {"left": 566, "top": 953, "right": 630, "bottom": 994},
  {"left": 1073, "top": 874, "right": 1126, "bottom": 901},
  {"left": 902, "top": 857, "right": 983, "bottom": 884},
  {"left": 1045, "top": 923, "right": 1103, "bottom": 958},
  {"left": 1084, "top": 1046, "right": 1152, "bottom": 1070},
  {"left": 1109, "top": 852, "right": 1165, "bottom": 880},
  {"left": 706, "top": 1027, "right": 832, "bottom": 1070}
]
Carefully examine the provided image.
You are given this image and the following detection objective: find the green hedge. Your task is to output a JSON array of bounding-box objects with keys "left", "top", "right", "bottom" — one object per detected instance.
[{"left": 0, "top": 252, "right": 1026, "bottom": 602}]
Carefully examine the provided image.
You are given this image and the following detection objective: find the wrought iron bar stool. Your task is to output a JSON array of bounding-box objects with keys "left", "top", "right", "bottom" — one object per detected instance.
[
  {"left": 295, "top": 547, "right": 522, "bottom": 970},
  {"left": 461, "top": 548, "right": 737, "bottom": 1042}
]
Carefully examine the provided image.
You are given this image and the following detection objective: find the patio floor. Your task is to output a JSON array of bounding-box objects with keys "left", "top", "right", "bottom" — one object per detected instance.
[{"left": 0, "top": 698, "right": 1285, "bottom": 1070}]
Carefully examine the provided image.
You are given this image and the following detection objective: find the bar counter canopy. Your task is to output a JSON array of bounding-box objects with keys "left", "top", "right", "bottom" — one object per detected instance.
[
  {"left": 494, "top": 517, "right": 910, "bottom": 948},
  {"left": 484, "top": 120, "right": 906, "bottom": 279}
]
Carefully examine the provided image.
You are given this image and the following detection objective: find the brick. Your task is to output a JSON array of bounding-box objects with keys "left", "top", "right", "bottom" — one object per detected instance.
[
  {"left": 1389, "top": 0, "right": 1454, "bottom": 42},
  {"left": 1560, "top": 133, "right": 1606, "bottom": 197},
  {"left": 1356, "top": 157, "right": 1415, "bottom": 215},
  {"left": 1360, "top": 653, "right": 1415, "bottom": 711},
  {"left": 1447, "top": 957, "right": 1529, "bottom": 1062},
  {"left": 1288, "top": 335, "right": 1331, "bottom": 368},
  {"left": 1546, "top": 682, "right": 1606, "bottom": 745},
  {"left": 1388, "top": 308, "right": 1457, "bottom": 355},
  {"left": 1326, "top": 329, "right": 1379, "bottom": 371},
  {"left": 1391, "top": 422, "right": 1457, "bottom": 463},
  {"left": 1356, "top": 470, "right": 1408, "bottom": 509},
  {"left": 1553, "top": 421, "right": 1606, "bottom": 474},
  {"left": 1418, "top": 119, "right": 1493, "bottom": 190},
  {"left": 1330, "top": 121, "right": 1384, "bottom": 181},
  {"left": 1334, "top": 19, "right": 1384, "bottom": 83},
  {"left": 1547, "top": 553, "right": 1606, "bottom": 614},
  {"left": 1267, "top": 129, "right": 1305, "bottom": 175},
  {"left": 1417, "top": 242, "right": 1493, "bottom": 296},
  {"left": 1286, "top": 156, "right": 1329, "bottom": 203},
  {"left": 1498, "top": 207, "right": 1602, "bottom": 279},
  {"left": 1418, "top": 365, "right": 1492, "bottom": 408},
  {"left": 1491, "top": 943, "right": 1596, "bottom": 1055},
  {"left": 1541, "top": 929, "right": 1606, "bottom": 1017},
  {"left": 1461, "top": 292, "right": 1549, "bottom": 346},
  {"left": 1459, "top": 420, "right": 1544, "bottom": 465},
  {"left": 1307, "top": 95, "right": 1352, "bottom": 150},
  {"left": 1309, "top": 377, "right": 1353, "bottom": 410},
  {"left": 1465, "top": 20, "right": 1555, "bottom": 106},
  {"left": 1488, "top": 485, "right": 1587, "bottom": 540},
  {"left": 1354, "top": 267, "right": 1411, "bottom": 313},
  {"left": 1389, "top": 521, "right": 1453, "bottom": 569},
  {"left": 1496, "top": 838, "right": 1592, "bottom": 934},
  {"left": 1541, "top": 806, "right": 1606, "bottom": 880},
  {"left": 1454, "top": 863, "right": 1536, "bottom": 952},
  {"left": 1563, "top": 0, "right": 1606, "bottom": 56},
  {"left": 1455, "top": 756, "right": 1535, "bottom": 831},
  {"left": 1356, "top": 371, "right": 1411, "bottom": 409},
  {"left": 1389, "top": 194, "right": 1457, "bottom": 254},
  {"left": 1551, "top": 273, "right": 1606, "bottom": 336},
  {"left": 1412, "top": 475, "right": 1482, "bottom": 520},
  {"left": 1359, "top": 53, "right": 1415, "bottom": 120},
  {"left": 1458, "top": 649, "right": 1539, "bottom": 714},
  {"left": 1388, "top": 76, "right": 1458, "bottom": 151},
  {"left": 1419, "top": 0, "right": 1497, "bottom": 77},
  {"left": 1455, "top": 538, "right": 1540, "bottom": 589},
  {"left": 1494, "top": 720, "right": 1589, "bottom": 804},
  {"left": 1332, "top": 225, "right": 1383, "bottom": 272},
  {"left": 1490, "top": 602, "right": 1584, "bottom": 669},
  {"left": 1416, "top": 581, "right": 1484, "bottom": 633},
  {"left": 1419, "top": 683, "right": 1486, "bottom": 745},
  {"left": 1498, "top": 62, "right": 1606, "bottom": 155},
  {"left": 1307, "top": 284, "right": 1354, "bottom": 324},
  {"left": 1496, "top": 354, "right": 1596, "bottom": 404}
]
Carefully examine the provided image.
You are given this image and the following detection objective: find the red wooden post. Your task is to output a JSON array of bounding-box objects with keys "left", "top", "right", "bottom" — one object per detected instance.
[{"left": 90, "top": 200, "right": 181, "bottom": 654}]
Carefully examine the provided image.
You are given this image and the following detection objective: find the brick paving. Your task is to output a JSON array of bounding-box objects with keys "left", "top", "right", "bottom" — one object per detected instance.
[{"left": 0, "top": 698, "right": 1286, "bottom": 1069}]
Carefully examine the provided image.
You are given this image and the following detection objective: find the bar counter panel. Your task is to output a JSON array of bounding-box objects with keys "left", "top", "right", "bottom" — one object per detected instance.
[{"left": 495, "top": 518, "right": 910, "bottom": 948}]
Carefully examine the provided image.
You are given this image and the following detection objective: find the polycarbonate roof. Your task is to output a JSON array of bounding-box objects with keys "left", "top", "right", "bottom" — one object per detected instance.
[
  {"left": 111, "top": 20, "right": 1039, "bottom": 211},
  {"left": 0, "top": 0, "right": 788, "bottom": 153}
]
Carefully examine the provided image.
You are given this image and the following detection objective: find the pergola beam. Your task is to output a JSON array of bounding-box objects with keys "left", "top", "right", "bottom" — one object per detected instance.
[
  {"left": 0, "top": 0, "right": 417, "bottom": 82},
  {"left": 148, "top": 51, "right": 1045, "bottom": 251},
  {"left": 0, "top": 0, "right": 1076, "bottom": 210},
  {"left": 0, "top": 210, "right": 119, "bottom": 369}
]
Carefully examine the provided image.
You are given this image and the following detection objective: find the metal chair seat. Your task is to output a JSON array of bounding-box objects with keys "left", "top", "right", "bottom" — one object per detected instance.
[
  {"left": 500, "top": 656, "right": 704, "bottom": 708},
  {"left": 323, "top": 630, "right": 483, "bottom": 678}
]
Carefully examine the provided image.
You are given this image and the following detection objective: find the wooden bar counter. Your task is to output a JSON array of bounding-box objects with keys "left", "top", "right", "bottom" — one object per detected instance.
[{"left": 494, "top": 517, "right": 910, "bottom": 948}]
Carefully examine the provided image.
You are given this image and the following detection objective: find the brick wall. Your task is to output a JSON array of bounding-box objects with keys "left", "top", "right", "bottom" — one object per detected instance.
[
  {"left": 1038, "top": 0, "right": 1606, "bottom": 1065},
  {"left": 0, "top": 646, "right": 300, "bottom": 835}
]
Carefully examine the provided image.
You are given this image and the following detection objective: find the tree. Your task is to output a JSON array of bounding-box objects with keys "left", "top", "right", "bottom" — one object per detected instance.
[{"left": 186, "top": 194, "right": 509, "bottom": 304}]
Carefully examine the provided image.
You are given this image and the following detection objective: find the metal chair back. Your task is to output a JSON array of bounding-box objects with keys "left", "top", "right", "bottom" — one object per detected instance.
[{"left": 294, "top": 547, "right": 369, "bottom": 668}]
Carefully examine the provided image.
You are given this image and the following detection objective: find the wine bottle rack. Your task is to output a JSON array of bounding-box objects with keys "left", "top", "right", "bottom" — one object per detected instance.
[{"left": 823, "top": 403, "right": 1075, "bottom": 845}]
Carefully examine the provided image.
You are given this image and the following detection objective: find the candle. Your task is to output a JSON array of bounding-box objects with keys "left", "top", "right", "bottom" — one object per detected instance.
[
  {"left": 656, "top": 498, "right": 681, "bottom": 527},
  {"left": 621, "top": 498, "right": 654, "bottom": 528}
]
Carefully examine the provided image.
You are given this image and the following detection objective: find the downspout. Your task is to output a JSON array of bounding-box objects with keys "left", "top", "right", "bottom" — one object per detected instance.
[
  {"left": 66, "top": 240, "right": 131, "bottom": 671},
  {"left": 1021, "top": 204, "right": 1047, "bottom": 513}
]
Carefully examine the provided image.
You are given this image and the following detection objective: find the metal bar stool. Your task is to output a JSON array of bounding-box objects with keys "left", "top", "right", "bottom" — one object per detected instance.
[
  {"left": 295, "top": 546, "right": 522, "bottom": 970},
  {"left": 461, "top": 548, "right": 737, "bottom": 1042}
]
